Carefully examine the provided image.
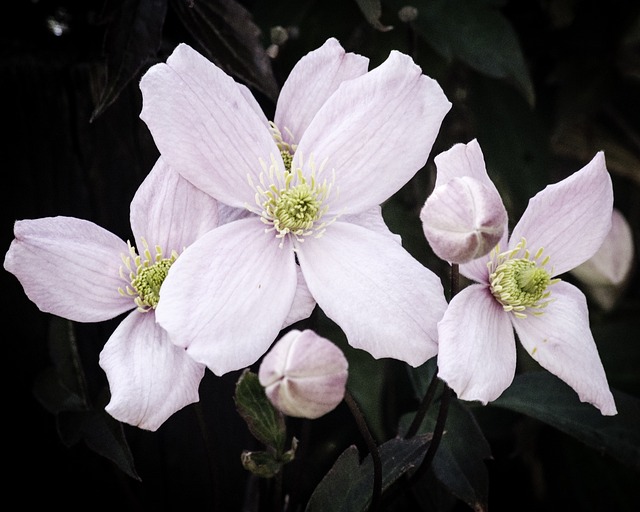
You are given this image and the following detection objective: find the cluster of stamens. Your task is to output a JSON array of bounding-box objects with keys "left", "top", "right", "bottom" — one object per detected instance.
[
  {"left": 118, "top": 239, "right": 178, "bottom": 312},
  {"left": 488, "top": 237, "right": 559, "bottom": 318},
  {"left": 247, "top": 123, "right": 339, "bottom": 246}
]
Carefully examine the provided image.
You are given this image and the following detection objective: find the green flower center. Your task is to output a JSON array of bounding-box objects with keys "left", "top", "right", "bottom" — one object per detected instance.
[
  {"left": 247, "top": 122, "right": 339, "bottom": 246},
  {"left": 119, "top": 240, "right": 178, "bottom": 312},
  {"left": 488, "top": 238, "right": 559, "bottom": 318}
]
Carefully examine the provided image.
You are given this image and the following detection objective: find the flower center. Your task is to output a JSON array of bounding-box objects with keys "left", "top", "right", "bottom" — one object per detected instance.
[
  {"left": 118, "top": 240, "right": 178, "bottom": 312},
  {"left": 488, "top": 238, "right": 559, "bottom": 318}
]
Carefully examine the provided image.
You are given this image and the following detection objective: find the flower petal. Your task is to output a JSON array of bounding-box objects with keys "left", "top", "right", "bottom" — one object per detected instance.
[
  {"left": 99, "top": 312, "right": 205, "bottom": 431},
  {"left": 341, "top": 206, "right": 402, "bottom": 245},
  {"left": 513, "top": 281, "right": 617, "bottom": 415},
  {"left": 437, "top": 284, "right": 517, "bottom": 403},
  {"left": 139, "top": 43, "right": 281, "bottom": 207},
  {"left": 510, "top": 152, "right": 613, "bottom": 276},
  {"left": 282, "top": 266, "right": 316, "bottom": 328},
  {"left": 155, "top": 217, "right": 298, "bottom": 375},
  {"left": 294, "top": 50, "right": 451, "bottom": 214},
  {"left": 296, "top": 222, "right": 447, "bottom": 366},
  {"left": 274, "top": 37, "right": 369, "bottom": 145},
  {"left": 433, "top": 139, "right": 495, "bottom": 190},
  {"left": 4, "top": 217, "right": 131, "bottom": 322},
  {"left": 130, "top": 158, "right": 221, "bottom": 252}
]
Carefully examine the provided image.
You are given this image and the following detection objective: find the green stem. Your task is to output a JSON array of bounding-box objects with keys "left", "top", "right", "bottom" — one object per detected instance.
[
  {"left": 404, "top": 370, "right": 440, "bottom": 439},
  {"left": 193, "top": 402, "right": 217, "bottom": 508},
  {"left": 344, "top": 390, "right": 382, "bottom": 512}
]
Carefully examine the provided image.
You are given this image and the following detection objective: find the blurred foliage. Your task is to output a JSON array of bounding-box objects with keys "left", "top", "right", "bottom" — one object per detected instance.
[{"left": 3, "top": 0, "right": 640, "bottom": 510}]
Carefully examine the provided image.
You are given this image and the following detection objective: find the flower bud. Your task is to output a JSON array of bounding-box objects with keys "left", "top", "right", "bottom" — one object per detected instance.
[
  {"left": 571, "top": 208, "right": 635, "bottom": 310},
  {"left": 258, "top": 329, "right": 348, "bottom": 419},
  {"left": 420, "top": 175, "right": 507, "bottom": 264}
]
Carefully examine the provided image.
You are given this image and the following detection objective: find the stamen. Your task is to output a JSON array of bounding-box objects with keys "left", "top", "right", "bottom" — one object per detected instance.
[{"left": 488, "top": 237, "right": 558, "bottom": 318}]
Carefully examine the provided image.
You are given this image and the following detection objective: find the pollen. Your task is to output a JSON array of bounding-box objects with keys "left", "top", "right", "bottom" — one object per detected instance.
[
  {"left": 488, "top": 238, "right": 559, "bottom": 318},
  {"left": 118, "top": 239, "right": 178, "bottom": 312}
]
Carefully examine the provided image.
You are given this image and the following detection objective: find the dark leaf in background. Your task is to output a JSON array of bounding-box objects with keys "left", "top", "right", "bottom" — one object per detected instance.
[
  {"left": 91, "top": 0, "right": 169, "bottom": 121},
  {"left": 32, "top": 316, "right": 139, "bottom": 480},
  {"left": 234, "top": 369, "right": 287, "bottom": 453},
  {"left": 170, "top": 0, "right": 279, "bottom": 102},
  {"left": 353, "top": 0, "right": 394, "bottom": 32},
  {"left": 306, "top": 436, "right": 431, "bottom": 512},
  {"left": 492, "top": 371, "right": 640, "bottom": 471},
  {"left": 384, "top": 0, "right": 534, "bottom": 105}
]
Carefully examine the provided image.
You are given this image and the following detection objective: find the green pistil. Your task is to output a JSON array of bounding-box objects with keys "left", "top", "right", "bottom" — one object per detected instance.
[
  {"left": 119, "top": 240, "right": 178, "bottom": 312},
  {"left": 488, "top": 238, "right": 558, "bottom": 318},
  {"left": 270, "top": 181, "right": 319, "bottom": 232},
  {"left": 280, "top": 150, "right": 293, "bottom": 172}
]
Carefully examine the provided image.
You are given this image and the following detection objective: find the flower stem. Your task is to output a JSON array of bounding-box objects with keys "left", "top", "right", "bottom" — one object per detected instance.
[
  {"left": 404, "top": 370, "right": 440, "bottom": 439},
  {"left": 344, "top": 389, "right": 382, "bottom": 512}
]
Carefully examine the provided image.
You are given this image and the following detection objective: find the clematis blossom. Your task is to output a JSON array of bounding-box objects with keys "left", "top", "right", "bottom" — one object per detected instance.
[
  {"left": 140, "top": 38, "right": 452, "bottom": 374},
  {"left": 436, "top": 146, "right": 618, "bottom": 415},
  {"left": 4, "top": 160, "right": 315, "bottom": 430}
]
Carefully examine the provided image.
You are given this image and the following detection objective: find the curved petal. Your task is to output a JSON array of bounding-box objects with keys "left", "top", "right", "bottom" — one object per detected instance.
[
  {"left": 282, "top": 266, "right": 316, "bottom": 327},
  {"left": 513, "top": 281, "right": 617, "bottom": 415},
  {"left": 510, "top": 152, "right": 613, "bottom": 276},
  {"left": 437, "top": 284, "right": 517, "bottom": 404},
  {"left": 4, "top": 217, "right": 132, "bottom": 322},
  {"left": 130, "top": 158, "right": 221, "bottom": 252},
  {"left": 294, "top": 50, "right": 451, "bottom": 214},
  {"left": 433, "top": 139, "right": 495, "bottom": 190},
  {"left": 296, "top": 222, "right": 447, "bottom": 366},
  {"left": 341, "top": 205, "right": 402, "bottom": 245},
  {"left": 155, "top": 217, "right": 298, "bottom": 375},
  {"left": 139, "top": 43, "right": 282, "bottom": 207},
  {"left": 99, "top": 312, "right": 206, "bottom": 431},
  {"left": 274, "top": 38, "right": 369, "bottom": 145}
]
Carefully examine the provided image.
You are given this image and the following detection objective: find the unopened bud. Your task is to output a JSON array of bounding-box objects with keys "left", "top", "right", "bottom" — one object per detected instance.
[
  {"left": 421, "top": 176, "right": 507, "bottom": 263},
  {"left": 258, "top": 330, "right": 348, "bottom": 419}
]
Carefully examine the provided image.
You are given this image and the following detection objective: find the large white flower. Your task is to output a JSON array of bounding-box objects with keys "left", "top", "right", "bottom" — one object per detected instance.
[
  {"left": 436, "top": 146, "right": 617, "bottom": 415},
  {"left": 140, "top": 38, "right": 452, "bottom": 374},
  {"left": 4, "top": 160, "right": 314, "bottom": 430}
]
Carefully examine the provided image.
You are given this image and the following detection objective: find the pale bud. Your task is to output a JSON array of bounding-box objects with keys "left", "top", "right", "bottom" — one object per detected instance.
[
  {"left": 258, "top": 329, "right": 348, "bottom": 419},
  {"left": 571, "top": 208, "right": 635, "bottom": 310},
  {"left": 420, "top": 175, "right": 507, "bottom": 263}
]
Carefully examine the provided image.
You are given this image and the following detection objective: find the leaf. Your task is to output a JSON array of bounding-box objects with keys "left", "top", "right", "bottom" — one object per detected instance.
[
  {"left": 170, "top": 0, "right": 279, "bottom": 102},
  {"left": 305, "top": 436, "right": 431, "bottom": 512},
  {"left": 492, "top": 371, "right": 640, "bottom": 470},
  {"left": 234, "top": 369, "right": 286, "bottom": 453},
  {"left": 91, "top": 0, "right": 168, "bottom": 120},
  {"left": 241, "top": 450, "right": 284, "bottom": 478},
  {"left": 385, "top": 0, "right": 534, "bottom": 104},
  {"left": 353, "top": 0, "right": 394, "bottom": 32},
  {"left": 399, "top": 395, "right": 491, "bottom": 511},
  {"left": 57, "top": 407, "right": 140, "bottom": 481}
]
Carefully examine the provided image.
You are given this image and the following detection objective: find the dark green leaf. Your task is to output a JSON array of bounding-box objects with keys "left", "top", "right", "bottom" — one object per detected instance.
[
  {"left": 91, "top": 0, "right": 168, "bottom": 120},
  {"left": 353, "top": 0, "right": 394, "bottom": 31},
  {"left": 234, "top": 369, "right": 286, "bottom": 452},
  {"left": 306, "top": 436, "right": 431, "bottom": 512},
  {"left": 492, "top": 371, "right": 640, "bottom": 470},
  {"left": 385, "top": 0, "right": 534, "bottom": 104},
  {"left": 171, "top": 0, "right": 279, "bottom": 102},
  {"left": 241, "top": 449, "right": 284, "bottom": 478},
  {"left": 57, "top": 408, "right": 140, "bottom": 480}
]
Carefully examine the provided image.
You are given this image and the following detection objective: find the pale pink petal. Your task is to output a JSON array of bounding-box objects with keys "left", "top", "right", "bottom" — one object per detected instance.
[
  {"left": 274, "top": 37, "right": 369, "bottom": 145},
  {"left": 571, "top": 208, "right": 634, "bottom": 286},
  {"left": 294, "top": 51, "right": 451, "bottom": 214},
  {"left": 282, "top": 266, "right": 316, "bottom": 328},
  {"left": 155, "top": 218, "right": 298, "bottom": 375},
  {"left": 513, "top": 281, "right": 617, "bottom": 415},
  {"left": 341, "top": 206, "right": 402, "bottom": 245},
  {"left": 4, "top": 217, "right": 132, "bottom": 322},
  {"left": 139, "top": 43, "right": 282, "bottom": 208},
  {"left": 130, "top": 158, "right": 220, "bottom": 252},
  {"left": 99, "top": 312, "right": 206, "bottom": 431},
  {"left": 296, "top": 222, "right": 447, "bottom": 366},
  {"left": 510, "top": 152, "right": 613, "bottom": 276},
  {"left": 437, "top": 284, "right": 517, "bottom": 403},
  {"left": 433, "top": 139, "right": 495, "bottom": 190},
  {"left": 420, "top": 176, "right": 507, "bottom": 264}
]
